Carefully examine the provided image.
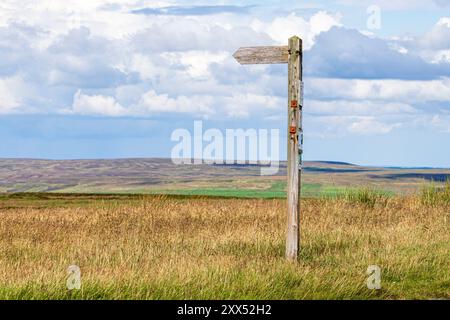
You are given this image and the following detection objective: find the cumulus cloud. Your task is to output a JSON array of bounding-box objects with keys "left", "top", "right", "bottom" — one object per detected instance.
[
  {"left": 0, "top": 23, "right": 38, "bottom": 77},
  {"left": 0, "top": 0, "right": 450, "bottom": 140},
  {"left": 306, "top": 27, "right": 450, "bottom": 79},
  {"left": 0, "top": 77, "right": 21, "bottom": 113},
  {"left": 136, "top": 90, "right": 214, "bottom": 115},
  {"left": 222, "top": 93, "right": 284, "bottom": 118},
  {"left": 307, "top": 77, "right": 450, "bottom": 103},
  {"left": 131, "top": 21, "right": 272, "bottom": 53},
  {"left": 304, "top": 98, "right": 416, "bottom": 137},
  {"left": 418, "top": 18, "right": 450, "bottom": 50},
  {"left": 307, "top": 114, "right": 403, "bottom": 138},
  {"left": 347, "top": 117, "right": 400, "bottom": 135},
  {"left": 161, "top": 51, "right": 228, "bottom": 78},
  {"left": 408, "top": 17, "right": 450, "bottom": 63},
  {"left": 250, "top": 11, "right": 342, "bottom": 49},
  {"left": 71, "top": 90, "right": 127, "bottom": 116},
  {"left": 307, "top": 100, "right": 416, "bottom": 116},
  {"left": 46, "top": 27, "right": 136, "bottom": 88},
  {"left": 65, "top": 87, "right": 288, "bottom": 120},
  {"left": 430, "top": 114, "right": 450, "bottom": 132}
]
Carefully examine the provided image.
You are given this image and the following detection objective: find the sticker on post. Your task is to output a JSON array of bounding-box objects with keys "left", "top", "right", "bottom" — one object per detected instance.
[{"left": 291, "top": 100, "right": 298, "bottom": 108}]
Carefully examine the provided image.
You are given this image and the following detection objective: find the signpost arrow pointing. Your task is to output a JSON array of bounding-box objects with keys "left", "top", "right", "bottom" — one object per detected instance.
[
  {"left": 233, "top": 36, "right": 303, "bottom": 262},
  {"left": 233, "top": 45, "right": 289, "bottom": 65}
]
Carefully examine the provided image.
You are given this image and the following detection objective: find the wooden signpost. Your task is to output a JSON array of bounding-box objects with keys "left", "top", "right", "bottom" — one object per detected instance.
[{"left": 233, "top": 36, "right": 303, "bottom": 262}]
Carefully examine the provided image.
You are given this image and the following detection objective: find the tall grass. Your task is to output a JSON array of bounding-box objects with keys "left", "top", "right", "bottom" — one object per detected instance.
[
  {"left": 0, "top": 193, "right": 448, "bottom": 299},
  {"left": 339, "top": 187, "right": 391, "bottom": 208},
  {"left": 420, "top": 180, "right": 450, "bottom": 207}
]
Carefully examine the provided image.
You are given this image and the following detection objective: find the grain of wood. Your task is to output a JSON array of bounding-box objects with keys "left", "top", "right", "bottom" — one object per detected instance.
[
  {"left": 233, "top": 46, "right": 289, "bottom": 64},
  {"left": 286, "top": 36, "right": 302, "bottom": 262}
]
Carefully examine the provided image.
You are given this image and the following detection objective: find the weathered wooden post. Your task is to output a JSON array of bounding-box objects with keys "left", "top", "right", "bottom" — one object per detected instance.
[
  {"left": 286, "top": 36, "right": 302, "bottom": 262},
  {"left": 233, "top": 36, "right": 303, "bottom": 262}
]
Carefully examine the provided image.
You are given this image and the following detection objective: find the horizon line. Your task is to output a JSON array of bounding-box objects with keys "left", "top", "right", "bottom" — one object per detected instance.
[{"left": 0, "top": 157, "right": 448, "bottom": 170}]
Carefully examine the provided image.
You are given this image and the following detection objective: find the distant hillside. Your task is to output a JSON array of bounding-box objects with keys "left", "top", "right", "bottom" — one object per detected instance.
[{"left": 0, "top": 158, "right": 449, "bottom": 195}]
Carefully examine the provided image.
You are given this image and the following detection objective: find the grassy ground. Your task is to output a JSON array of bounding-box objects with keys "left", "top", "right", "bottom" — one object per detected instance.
[
  {"left": 101, "top": 182, "right": 356, "bottom": 198},
  {"left": 0, "top": 191, "right": 448, "bottom": 300}
]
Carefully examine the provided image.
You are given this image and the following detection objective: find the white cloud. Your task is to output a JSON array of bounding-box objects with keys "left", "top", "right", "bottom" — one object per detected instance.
[
  {"left": 304, "top": 77, "right": 450, "bottom": 137},
  {"left": 222, "top": 93, "right": 284, "bottom": 118},
  {"left": 430, "top": 114, "right": 450, "bottom": 132},
  {"left": 136, "top": 90, "right": 214, "bottom": 115},
  {"left": 132, "top": 90, "right": 284, "bottom": 119},
  {"left": 427, "top": 49, "right": 450, "bottom": 63},
  {"left": 347, "top": 117, "right": 400, "bottom": 135},
  {"left": 307, "top": 100, "right": 416, "bottom": 116},
  {"left": 126, "top": 53, "right": 168, "bottom": 81},
  {"left": 308, "top": 77, "right": 450, "bottom": 103},
  {"left": 161, "top": 51, "right": 228, "bottom": 78},
  {"left": 306, "top": 26, "right": 450, "bottom": 79},
  {"left": 418, "top": 17, "right": 450, "bottom": 50},
  {"left": 0, "top": 77, "right": 21, "bottom": 113},
  {"left": 67, "top": 88, "right": 285, "bottom": 120},
  {"left": 0, "top": 0, "right": 171, "bottom": 40},
  {"left": 392, "top": 17, "right": 450, "bottom": 66},
  {"left": 307, "top": 114, "right": 404, "bottom": 138},
  {"left": 0, "top": 0, "right": 449, "bottom": 144},
  {"left": 250, "top": 11, "right": 342, "bottom": 49},
  {"left": 71, "top": 90, "right": 127, "bottom": 116},
  {"left": 411, "top": 17, "right": 450, "bottom": 64}
]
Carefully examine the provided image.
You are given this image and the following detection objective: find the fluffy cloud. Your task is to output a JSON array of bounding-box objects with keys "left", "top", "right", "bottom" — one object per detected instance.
[
  {"left": 0, "top": 0, "right": 171, "bottom": 40},
  {"left": 307, "top": 77, "right": 450, "bottom": 103},
  {"left": 412, "top": 18, "right": 450, "bottom": 63},
  {"left": 68, "top": 89, "right": 285, "bottom": 120},
  {"left": 306, "top": 114, "right": 403, "bottom": 137},
  {"left": 0, "top": 1, "right": 450, "bottom": 140},
  {"left": 425, "top": 17, "right": 450, "bottom": 49},
  {"left": 136, "top": 90, "right": 214, "bottom": 115},
  {"left": 161, "top": 51, "right": 228, "bottom": 78},
  {"left": 307, "top": 100, "right": 416, "bottom": 116},
  {"left": 348, "top": 117, "right": 401, "bottom": 135},
  {"left": 303, "top": 76, "right": 450, "bottom": 137},
  {"left": 46, "top": 27, "right": 136, "bottom": 88},
  {"left": 0, "top": 23, "right": 37, "bottom": 77},
  {"left": 306, "top": 27, "right": 450, "bottom": 79},
  {"left": 71, "top": 90, "right": 126, "bottom": 116},
  {"left": 0, "top": 77, "right": 21, "bottom": 113},
  {"left": 250, "top": 11, "right": 342, "bottom": 49},
  {"left": 430, "top": 114, "right": 450, "bottom": 132},
  {"left": 222, "top": 93, "right": 284, "bottom": 118},
  {"left": 304, "top": 98, "right": 417, "bottom": 137}
]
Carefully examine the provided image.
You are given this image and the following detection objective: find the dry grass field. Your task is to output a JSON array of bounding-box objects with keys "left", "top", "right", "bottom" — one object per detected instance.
[{"left": 0, "top": 190, "right": 448, "bottom": 299}]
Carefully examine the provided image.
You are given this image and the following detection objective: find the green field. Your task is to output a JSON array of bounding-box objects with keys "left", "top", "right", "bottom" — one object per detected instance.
[
  {"left": 124, "top": 182, "right": 394, "bottom": 199},
  {"left": 136, "top": 182, "right": 336, "bottom": 198}
]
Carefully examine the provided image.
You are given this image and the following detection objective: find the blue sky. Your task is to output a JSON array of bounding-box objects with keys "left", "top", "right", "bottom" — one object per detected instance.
[{"left": 1, "top": 0, "right": 450, "bottom": 166}]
